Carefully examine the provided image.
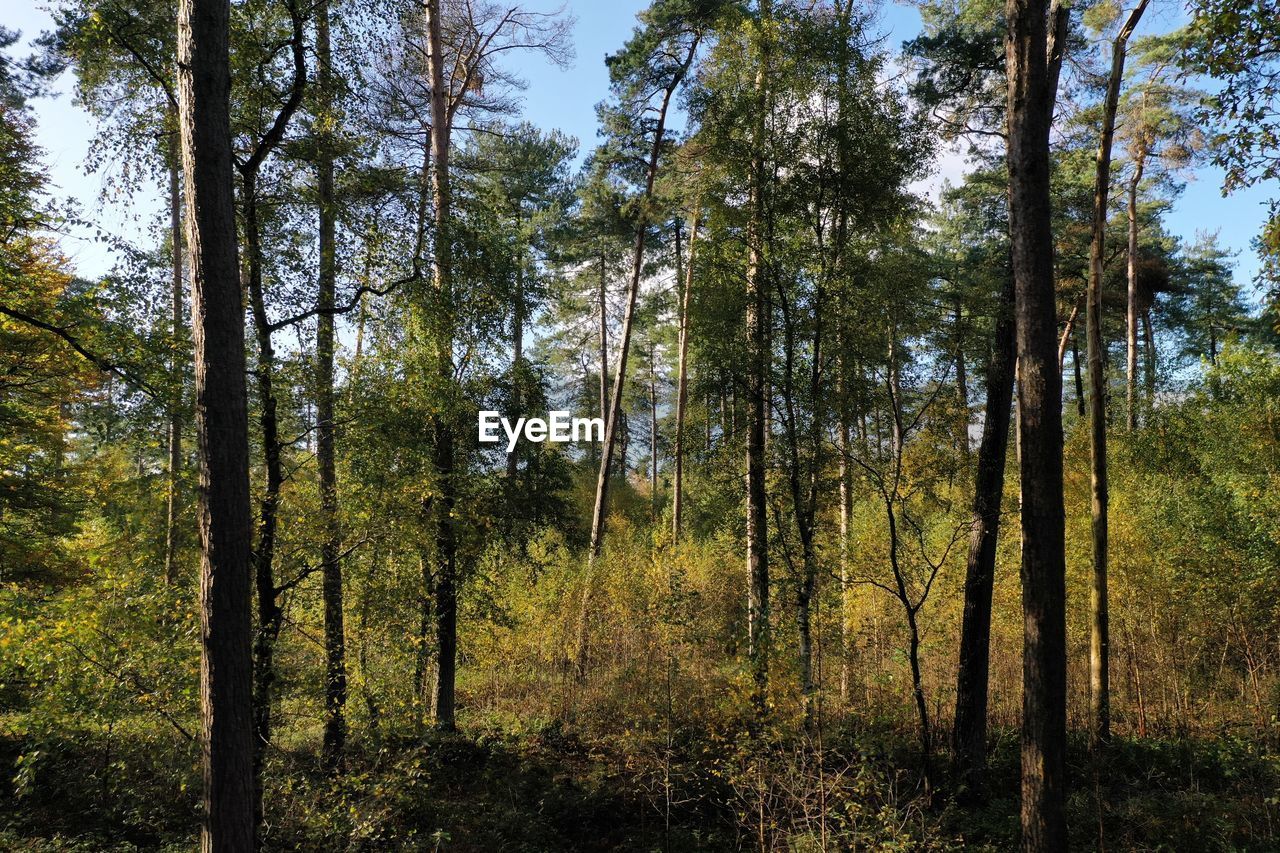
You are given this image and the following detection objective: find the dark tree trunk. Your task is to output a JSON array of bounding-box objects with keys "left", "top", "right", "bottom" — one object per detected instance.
[
  {"left": 1006, "top": 0, "right": 1070, "bottom": 845},
  {"left": 598, "top": 249, "right": 609, "bottom": 423},
  {"left": 953, "top": 269, "right": 1016, "bottom": 792},
  {"left": 236, "top": 6, "right": 305, "bottom": 812},
  {"left": 316, "top": 0, "right": 346, "bottom": 768},
  {"left": 177, "top": 0, "right": 255, "bottom": 846},
  {"left": 244, "top": 168, "right": 285, "bottom": 821}
]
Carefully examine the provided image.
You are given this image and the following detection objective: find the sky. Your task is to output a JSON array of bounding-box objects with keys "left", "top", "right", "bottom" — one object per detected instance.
[{"left": 5, "top": 0, "right": 1275, "bottom": 289}]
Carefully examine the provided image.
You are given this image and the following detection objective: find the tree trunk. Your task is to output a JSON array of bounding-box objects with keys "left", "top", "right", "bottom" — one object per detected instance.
[
  {"left": 1005, "top": 0, "right": 1070, "bottom": 845},
  {"left": 244, "top": 169, "right": 285, "bottom": 813},
  {"left": 1126, "top": 155, "right": 1145, "bottom": 431},
  {"left": 649, "top": 346, "right": 659, "bottom": 521},
  {"left": 316, "top": 0, "right": 346, "bottom": 768},
  {"left": 953, "top": 269, "right": 1016, "bottom": 792},
  {"left": 1087, "top": 0, "right": 1147, "bottom": 748},
  {"left": 955, "top": 298, "right": 971, "bottom": 469},
  {"left": 673, "top": 215, "right": 697, "bottom": 545},
  {"left": 508, "top": 206, "right": 524, "bottom": 483},
  {"left": 164, "top": 131, "right": 184, "bottom": 587},
  {"left": 838, "top": 390, "right": 852, "bottom": 705},
  {"left": 1071, "top": 328, "right": 1086, "bottom": 417},
  {"left": 424, "top": 0, "right": 457, "bottom": 732},
  {"left": 745, "top": 0, "right": 773, "bottom": 722},
  {"left": 1142, "top": 310, "right": 1155, "bottom": 397},
  {"left": 599, "top": 249, "right": 609, "bottom": 422},
  {"left": 177, "top": 0, "right": 255, "bottom": 845}
]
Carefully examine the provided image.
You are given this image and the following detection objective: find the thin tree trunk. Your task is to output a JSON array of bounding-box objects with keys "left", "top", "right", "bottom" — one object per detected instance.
[
  {"left": 316, "top": 0, "right": 346, "bottom": 767},
  {"left": 838, "top": 390, "right": 852, "bottom": 705},
  {"left": 164, "top": 131, "right": 184, "bottom": 586},
  {"left": 954, "top": 269, "right": 1016, "bottom": 792},
  {"left": 508, "top": 207, "right": 524, "bottom": 483},
  {"left": 1126, "top": 155, "right": 1145, "bottom": 431},
  {"left": 1006, "top": 0, "right": 1070, "bottom": 844},
  {"left": 1072, "top": 328, "right": 1086, "bottom": 417},
  {"left": 1142, "top": 310, "right": 1155, "bottom": 398},
  {"left": 1056, "top": 298, "right": 1079, "bottom": 373},
  {"left": 235, "top": 6, "right": 304, "bottom": 811},
  {"left": 177, "top": 0, "right": 255, "bottom": 844},
  {"left": 244, "top": 170, "right": 285, "bottom": 809},
  {"left": 649, "top": 344, "right": 659, "bottom": 521},
  {"left": 599, "top": 249, "right": 609, "bottom": 422},
  {"left": 673, "top": 215, "right": 697, "bottom": 545},
  {"left": 955, "top": 298, "right": 971, "bottom": 469},
  {"left": 745, "top": 0, "right": 773, "bottom": 722},
  {"left": 1087, "top": 0, "right": 1148, "bottom": 748}
]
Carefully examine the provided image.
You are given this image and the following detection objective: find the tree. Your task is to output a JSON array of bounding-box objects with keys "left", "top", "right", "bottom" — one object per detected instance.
[
  {"left": 456, "top": 122, "right": 576, "bottom": 488},
  {"left": 744, "top": 0, "right": 773, "bottom": 722},
  {"left": 1005, "top": 0, "right": 1069, "bottom": 844},
  {"left": 176, "top": 0, "right": 255, "bottom": 845},
  {"left": 576, "top": 0, "right": 709, "bottom": 675},
  {"left": 315, "top": 0, "right": 345, "bottom": 768},
  {"left": 416, "top": 0, "right": 572, "bottom": 730},
  {"left": 908, "top": 0, "right": 1018, "bottom": 789},
  {"left": 1084, "top": 0, "right": 1149, "bottom": 748}
]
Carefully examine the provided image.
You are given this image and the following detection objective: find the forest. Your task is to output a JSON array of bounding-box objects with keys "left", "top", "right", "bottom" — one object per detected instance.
[{"left": 1, "top": 0, "right": 1279, "bottom": 848}]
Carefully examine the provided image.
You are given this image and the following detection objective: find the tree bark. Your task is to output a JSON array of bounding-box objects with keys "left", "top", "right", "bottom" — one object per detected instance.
[
  {"left": 953, "top": 269, "right": 1015, "bottom": 792},
  {"left": 1005, "top": 0, "right": 1070, "bottom": 845},
  {"left": 316, "top": 0, "right": 346, "bottom": 767},
  {"left": 177, "top": 0, "right": 255, "bottom": 845}
]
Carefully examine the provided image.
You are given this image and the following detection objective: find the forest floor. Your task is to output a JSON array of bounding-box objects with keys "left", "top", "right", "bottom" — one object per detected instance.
[{"left": 2, "top": 714, "right": 1278, "bottom": 851}]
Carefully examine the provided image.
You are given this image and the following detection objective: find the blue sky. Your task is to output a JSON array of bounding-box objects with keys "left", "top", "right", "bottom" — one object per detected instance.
[{"left": 5, "top": 0, "right": 1274, "bottom": 288}]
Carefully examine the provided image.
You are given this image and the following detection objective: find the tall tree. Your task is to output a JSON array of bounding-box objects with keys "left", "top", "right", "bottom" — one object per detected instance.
[
  {"left": 417, "top": 0, "right": 571, "bottom": 729},
  {"left": 744, "top": 0, "right": 773, "bottom": 722},
  {"left": 315, "top": 0, "right": 346, "bottom": 768},
  {"left": 177, "top": 0, "right": 255, "bottom": 845},
  {"left": 577, "top": 0, "right": 707, "bottom": 674},
  {"left": 1005, "top": 0, "right": 1069, "bottom": 844},
  {"left": 1085, "top": 0, "right": 1149, "bottom": 748}
]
